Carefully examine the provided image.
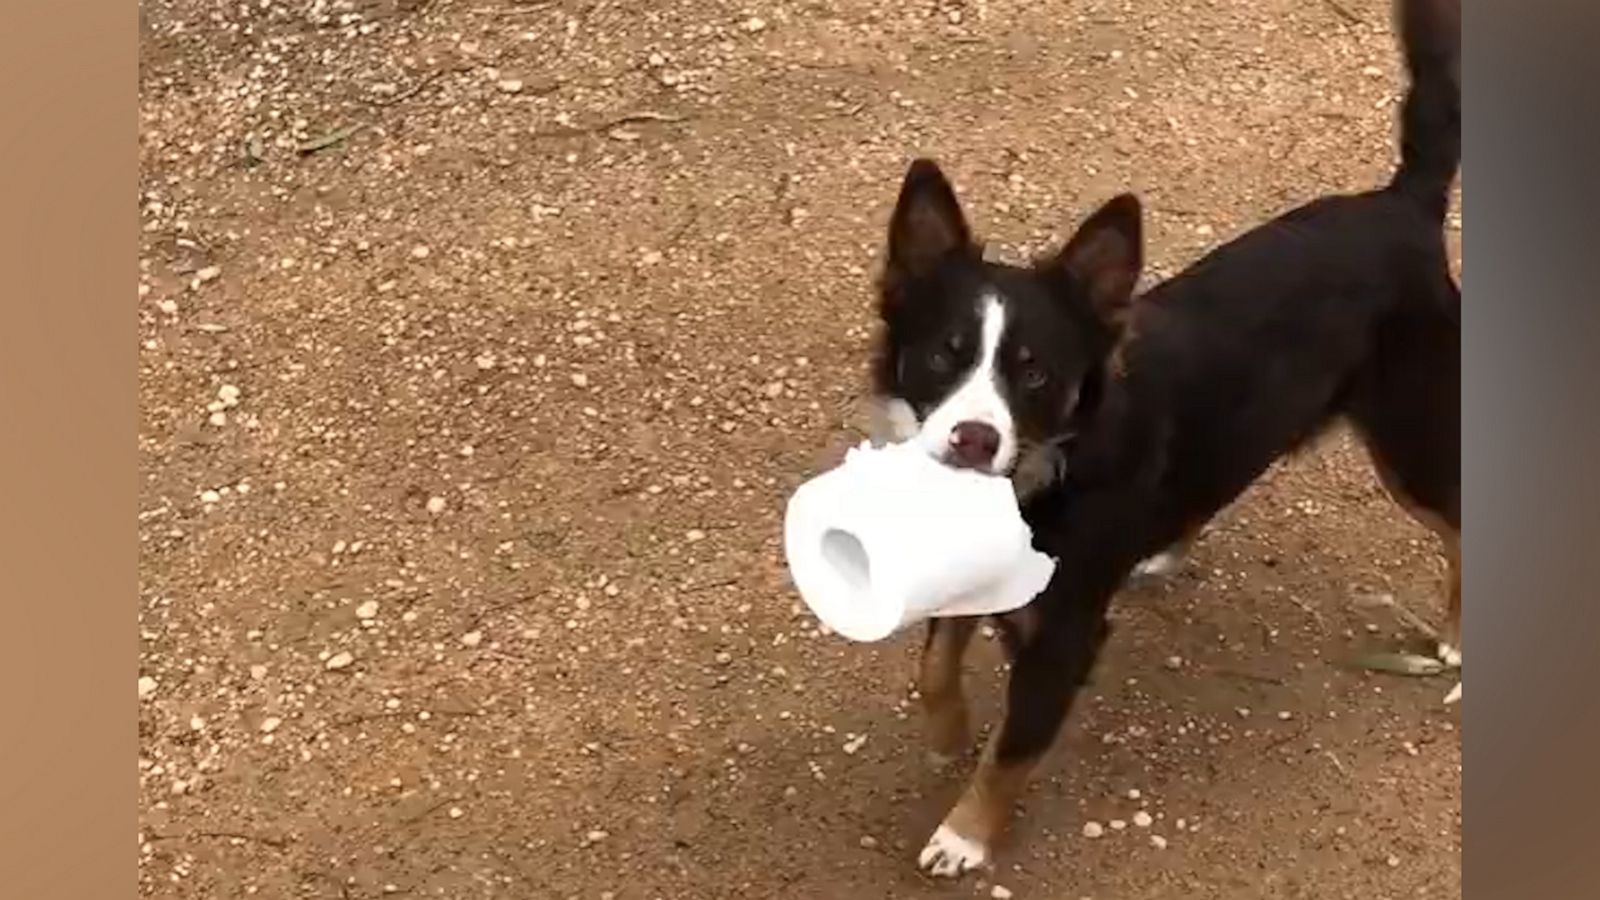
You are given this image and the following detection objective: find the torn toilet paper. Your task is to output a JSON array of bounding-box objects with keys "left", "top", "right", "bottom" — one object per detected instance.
[{"left": 783, "top": 440, "right": 1057, "bottom": 642}]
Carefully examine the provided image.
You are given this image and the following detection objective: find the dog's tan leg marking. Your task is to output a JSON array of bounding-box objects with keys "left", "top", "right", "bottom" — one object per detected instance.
[
  {"left": 1368, "top": 454, "right": 1461, "bottom": 663},
  {"left": 918, "top": 730, "right": 1037, "bottom": 876},
  {"left": 919, "top": 617, "right": 978, "bottom": 765}
]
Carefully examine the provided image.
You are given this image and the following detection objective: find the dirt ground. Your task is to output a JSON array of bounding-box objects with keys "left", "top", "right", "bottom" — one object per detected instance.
[{"left": 138, "top": 1, "right": 1461, "bottom": 897}]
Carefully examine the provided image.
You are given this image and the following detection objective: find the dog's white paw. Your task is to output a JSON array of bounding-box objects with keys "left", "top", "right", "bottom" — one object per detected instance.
[
  {"left": 1437, "top": 642, "right": 1462, "bottom": 668},
  {"left": 1133, "top": 551, "right": 1184, "bottom": 579},
  {"left": 917, "top": 824, "right": 988, "bottom": 878}
]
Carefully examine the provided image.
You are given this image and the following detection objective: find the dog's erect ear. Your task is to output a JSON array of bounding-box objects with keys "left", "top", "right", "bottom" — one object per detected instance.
[
  {"left": 1046, "top": 193, "right": 1143, "bottom": 332},
  {"left": 885, "top": 159, "right": 976, "bottom": 282}
]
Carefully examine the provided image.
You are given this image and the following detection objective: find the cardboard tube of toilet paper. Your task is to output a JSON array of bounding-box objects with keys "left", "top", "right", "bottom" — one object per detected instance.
[{"left": 783, "top": 442, "right": 1058, "bottom": 642}]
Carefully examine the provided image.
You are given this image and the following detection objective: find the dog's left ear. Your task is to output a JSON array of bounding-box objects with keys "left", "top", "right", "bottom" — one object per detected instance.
[
  {"left": 1045, "top": 193, "right": 1143, "bottom": 333},
  {"left": 884, "top": 159, "right": 977, "bottom": 285}
]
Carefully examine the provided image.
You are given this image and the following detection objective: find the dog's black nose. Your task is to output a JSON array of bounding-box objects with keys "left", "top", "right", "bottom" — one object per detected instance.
[{"left": 947, "top": 421, "right": 1001, "bottom": 469}]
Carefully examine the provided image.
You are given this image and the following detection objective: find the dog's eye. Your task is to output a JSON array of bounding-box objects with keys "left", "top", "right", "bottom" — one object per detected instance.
[
  {"left": 1022, "top": 367, "right": 1048, "bottom": 390},
  {"left": 926, "top": 349, "right": 953, "bottom": 374}
]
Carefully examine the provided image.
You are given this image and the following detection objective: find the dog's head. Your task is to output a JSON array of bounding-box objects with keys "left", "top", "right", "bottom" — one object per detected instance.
[{"left": 869, "top": 159, "right": 1143, "bottom": 495}]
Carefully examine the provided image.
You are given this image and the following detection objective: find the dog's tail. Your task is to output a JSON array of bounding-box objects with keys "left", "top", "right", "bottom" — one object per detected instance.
[{"left": 1387, "top": 0, "right": 1461, "bottom": 219}]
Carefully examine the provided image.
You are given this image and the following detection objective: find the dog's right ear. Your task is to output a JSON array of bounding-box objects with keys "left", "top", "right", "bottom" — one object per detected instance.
[
  {"left": 884, "top": 159, "right": 977, "bottom": 285},
  {"left": 1045, "top": 193, "right": 1144, "bottom": 335}
]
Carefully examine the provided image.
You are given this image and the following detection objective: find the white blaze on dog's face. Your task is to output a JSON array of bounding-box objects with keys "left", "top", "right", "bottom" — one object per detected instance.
[
  {"left": 870, "top": 160, "right": 1144, "bottom": 485},
  {"left": 910, "top": 294, "right": 1016, "bottom": 473}
]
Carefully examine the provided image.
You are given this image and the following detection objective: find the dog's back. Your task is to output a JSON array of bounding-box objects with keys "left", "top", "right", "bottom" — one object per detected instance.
[{"left": 1082, "top": 0, "right": 1461, "bottom": 543}]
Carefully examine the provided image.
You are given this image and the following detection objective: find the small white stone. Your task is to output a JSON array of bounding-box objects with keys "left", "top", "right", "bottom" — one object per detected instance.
[
  {"left": 138, "top": 676, "right": 159, "bottom": 700},
  {"left": 1150, "top": 835, "right": 1168, "bottom": 850},
  {"left": 1127, "top": 788, "right": 1142, "bottom": 800},
  {"left": 1110, "top": 819, "right": 1127, "bottom": 831},
  {"left": 425, "top": 496, "right": 447, "bottom": 515},
  {"left": 858, "top": 835, "right": 878, "bottom": 849},
  {"left": 196, "top": 265, "right": 222, "bottom": 283},
  {"left": 449, "top": 806, "right": 464, "bottom": 819},
  {"left": 260, "top": 716, "right": 282, "bottom": 733},
  {"left": 1133, "top": 811, "right": 1153, "bottom": 828},
  {"left": 570, "top": 373, "right": 589, "bottom": 388},
  {"left": 189, "top": 714, "right": 206, "bottom": 731},
  {"left": 497, "top": 78, "right": 524, "bottom": 93},
  {"left": 209, "top": 411, "right": 228, "bottom": 427},
  {"left": 355, "top": 600, "right": 380, "bottom": 621},
  {"left": 586, "top": 829, "right": 608, "bottom": 843},
  {"left": 1082, "top": 821, "right": 1105, "bottom": 838},
  {"left": 460, "top": 631, "right": 483, "bottom": 648},
  {"left": 325, "top": 651, "right": 355, "bottom": 671},
  {"left": 411, "top": 244, "right": 431, "bottom": 260},
  {"left": 218, "top": 384, "right": 241, "bottom": 405},
  {"left": 685, "top": 529, "right": 706, "bottom": 542},
  {"left": 249, "top": 665, "right": 268, "bottom": 680},
  {"left": 156, "top": 298, "right": 179, "bottom": 315},
  {"left": 991, "top": 887, "right": 1014, "bottom": 900},
  {"left": 200, "top": 489, "right": 221, "bottom": 504}
]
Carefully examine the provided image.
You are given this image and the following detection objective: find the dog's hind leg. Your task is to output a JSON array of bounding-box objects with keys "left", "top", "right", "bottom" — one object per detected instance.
[
  {"left": 1130, "top": 521, "right": 1209, "bottom": 580},
  {"left": 1347, "top": 300, "right": 1460, "bottom": 696},
  {"left": 1132, "top": 533, "right": 1197, "bottom": 579}
]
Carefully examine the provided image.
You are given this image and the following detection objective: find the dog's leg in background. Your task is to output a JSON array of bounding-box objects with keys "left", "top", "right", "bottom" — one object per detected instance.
[
  {"left": 919, "top": 616, "right": 979, "bottom": 766},
  {"left": 919, "top": 600, "right": 1111, "bottom": 876},
  {"left": 1440, "top": 538, "right": 1461, "bottom": 703},
  {"left": 1131, "top": 531, "right": 1198, "bottom": 579}
]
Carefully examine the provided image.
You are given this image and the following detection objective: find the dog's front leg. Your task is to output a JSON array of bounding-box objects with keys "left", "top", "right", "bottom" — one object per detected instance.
[
  {"left": 919, "top": 616, "right": 980, "bottom": 766},
  {"left": 917, "top": 602, "right": 1111, "bottom": 877}
]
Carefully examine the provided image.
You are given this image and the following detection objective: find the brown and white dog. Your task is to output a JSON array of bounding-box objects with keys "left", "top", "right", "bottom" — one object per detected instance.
[{"left": 865, "top": 0, "right": 1460, "bottom": 875}]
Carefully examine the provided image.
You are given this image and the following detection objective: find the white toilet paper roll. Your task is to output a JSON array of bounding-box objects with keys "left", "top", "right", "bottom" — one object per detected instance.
[{"left": 783, "top": 441, "right": 1058, "bottom": 642}]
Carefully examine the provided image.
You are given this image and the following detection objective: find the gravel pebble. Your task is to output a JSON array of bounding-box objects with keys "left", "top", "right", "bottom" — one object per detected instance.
[
  {"left": 1082, "top": 821, "right": 1105, "bottom": 838},
  {"left": 355, "top": 600, "right": 380, "bottom": 621},
  {"left": 1133, "top": 811, "right": 1154, "bottom": 828},
  {"left": 1151, "top": 835, "right": 1169, "bottom": 850},
  {"left": 325, "top": 651, "right": 355, "bottom": 671},
  {"left": 138, "top": 676, "right": 158, "bottom": 700},
  {"left": 991, "top": 886, "right": 1014, "bottom": 900}
]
